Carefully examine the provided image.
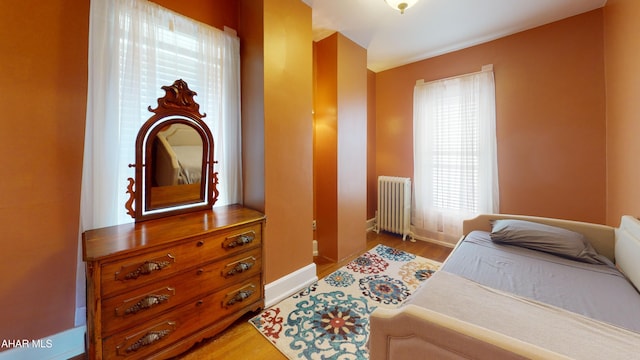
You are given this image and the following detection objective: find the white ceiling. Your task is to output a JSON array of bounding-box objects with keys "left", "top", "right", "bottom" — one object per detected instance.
[{"left": 301, "top": 0, "right": 607, "bottom": 72}]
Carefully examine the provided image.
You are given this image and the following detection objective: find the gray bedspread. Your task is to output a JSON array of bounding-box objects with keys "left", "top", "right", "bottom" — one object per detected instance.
[{"left": 441, "top": 231, "right": 640, "bottom": 333}]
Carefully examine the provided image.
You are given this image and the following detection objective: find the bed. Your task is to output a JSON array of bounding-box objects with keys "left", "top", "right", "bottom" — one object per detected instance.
[{"left": 369, "top": 214, "right": 640, "bottom": 359}]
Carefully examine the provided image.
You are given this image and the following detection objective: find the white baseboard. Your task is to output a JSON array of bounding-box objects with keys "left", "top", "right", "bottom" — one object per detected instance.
[
  {"left": 264, "top": 263, "right": 317, "bottom": 308},
  {"left": 0, "top": 326, "right": 85, "bottom": 360},
  {"left": 74, "top": 306, "right": 86, "bottom": 327},
  {"left": 366, "top": 217, "right": 376, "bottom": 232},
  {"left": 410, "top": 232, "right": 457, "bottom": 248}
]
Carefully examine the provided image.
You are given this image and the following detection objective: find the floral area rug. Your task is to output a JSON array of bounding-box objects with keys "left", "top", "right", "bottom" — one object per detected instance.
[{"left": 249, "top": 244, "right": 441, "bottom": 359}]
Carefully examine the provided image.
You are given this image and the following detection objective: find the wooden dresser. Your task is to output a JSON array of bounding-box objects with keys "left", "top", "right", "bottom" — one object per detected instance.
[{"left": 83, "top": 204, "right": 265, "bottom": 360}]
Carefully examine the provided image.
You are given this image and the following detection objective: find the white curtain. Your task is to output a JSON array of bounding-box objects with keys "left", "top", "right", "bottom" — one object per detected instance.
[
  {"left": 76, "top": 0, "right": 242, "bottom": 325},
  {"left": 412, "top": 68, "right": 499, "bottom": 242}
]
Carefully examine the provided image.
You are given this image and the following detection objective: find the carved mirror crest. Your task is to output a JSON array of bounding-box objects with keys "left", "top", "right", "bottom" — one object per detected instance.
[{"left": 125, "top": 79, "right": 219, "bottom": 222}]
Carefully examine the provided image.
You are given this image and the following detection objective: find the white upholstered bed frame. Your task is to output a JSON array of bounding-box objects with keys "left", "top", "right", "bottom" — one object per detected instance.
[{"left": 369, "top": 214, "right": 640, "bottom": 360}]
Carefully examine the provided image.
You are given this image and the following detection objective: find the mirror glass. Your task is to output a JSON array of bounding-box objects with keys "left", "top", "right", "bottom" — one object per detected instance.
[{"left": 148, "top": 122, "right": 204, "bottom": 209}]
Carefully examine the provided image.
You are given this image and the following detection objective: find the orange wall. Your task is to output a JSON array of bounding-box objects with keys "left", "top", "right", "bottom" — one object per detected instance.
[
  {"left": 238, "top": 1, "right": 266, "bottom": 211},
  {"left": 336, "top": 34, "right": 368, "bottom": 259},
  {"left": 375, "top": 10, "right": 607, "bottom": 226},
  {"left": 367, "top": 70, "right": 377, "bottom": 220},
  {"left": 314, "top": 33, "right": 368, "bottom": 261},
  {"left": 0, "top": 0, "right": 88, "bottom": 342},
  {"left": 263, "top": 0, "right": 314, "bottom": 282},
  {"left": 603, "top": 0, "right": 640, "bottom": 225},
  {"left": 240, "top": 0, "right": 314, "bottom": 282},
  {"left": 314, "top": 35, "right": 339, "bottom": 259}
]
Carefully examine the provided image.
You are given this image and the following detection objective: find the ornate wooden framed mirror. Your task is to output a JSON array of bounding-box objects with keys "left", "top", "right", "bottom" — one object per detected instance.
[{"left": 125, "top": 79, "right": 219, "bottom": 221}]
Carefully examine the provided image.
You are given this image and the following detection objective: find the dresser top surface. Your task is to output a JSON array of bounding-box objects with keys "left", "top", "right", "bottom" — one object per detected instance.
[{"left": 83, "top": 204, "right": 265, "bottom": 261}]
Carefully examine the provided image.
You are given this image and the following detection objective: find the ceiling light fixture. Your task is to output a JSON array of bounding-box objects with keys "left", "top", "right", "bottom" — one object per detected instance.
[{"left": 385, "top": 0, "right": 419, "bottom": 14}]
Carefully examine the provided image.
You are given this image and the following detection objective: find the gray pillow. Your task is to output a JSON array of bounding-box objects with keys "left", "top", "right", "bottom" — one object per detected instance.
[{"left": 490, "top": 219, "right": 612, "bottom": 265}]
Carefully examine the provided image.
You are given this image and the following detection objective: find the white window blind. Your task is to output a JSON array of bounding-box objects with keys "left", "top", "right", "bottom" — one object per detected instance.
[
  {"left": 413, "top": 67, "right": 499, "bottom": 241},
  {"left": 432, "top": 89, "right": 479, "bottom": 212}
]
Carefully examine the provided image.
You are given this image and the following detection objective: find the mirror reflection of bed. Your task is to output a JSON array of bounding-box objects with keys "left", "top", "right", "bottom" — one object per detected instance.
[{"left": 150, "top": 123, "right": 204, "bottom": 209}]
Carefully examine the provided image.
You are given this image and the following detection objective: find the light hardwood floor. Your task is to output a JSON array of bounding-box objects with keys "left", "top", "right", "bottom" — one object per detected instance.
[{"left": 175, "top": 231, "right": 452, "bottom": 360}]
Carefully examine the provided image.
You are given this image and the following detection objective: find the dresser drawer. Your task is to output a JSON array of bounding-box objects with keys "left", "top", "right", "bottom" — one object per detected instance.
[
  {"left": 101, "top": 248, "right": 262, "bottom": 335},
  {"left": 102, "top": 276, "right": 262, "bottom": 360},
  {"left": 100, "top": 223, "right": 262, "bottom": 297}
]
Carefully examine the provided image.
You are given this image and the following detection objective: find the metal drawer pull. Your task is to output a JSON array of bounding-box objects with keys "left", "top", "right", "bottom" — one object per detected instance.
[
  {"left": 226, "top": 289, "right": 254, "bottom": 307},
  {"left": 224, "top": 256, "right": 256, "bottom": 278},
  {"left": 224, "top": 283, "right": 256, "bottom": 308},
  {"left": 126, "top": 329, "right": 171, "bottom": 353},
  {"left": 224, "top": 231, "right": 256, "bottom": 249},
  {"left": 117, "top": 321, "right": 176, "bottom": 355},
  {"left": 117, "top": 292, "right": 173, "bottom": 316},
  {"left": 115, "top": 254, "right": 175, "bottom": 281}
]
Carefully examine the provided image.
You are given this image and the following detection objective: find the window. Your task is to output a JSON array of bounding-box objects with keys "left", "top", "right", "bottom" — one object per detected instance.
[
  {"left": 412, "top": 66, "right": 499, "bottom": 241},
  {"left": 82, "top": 0, "right": 241, "bottom": 228}
]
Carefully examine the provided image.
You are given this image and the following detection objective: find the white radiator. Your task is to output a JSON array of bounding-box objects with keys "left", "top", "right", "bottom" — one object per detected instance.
[{"left": 376, "top": 176, "right": 411, "bottom": 240}]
